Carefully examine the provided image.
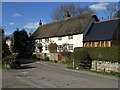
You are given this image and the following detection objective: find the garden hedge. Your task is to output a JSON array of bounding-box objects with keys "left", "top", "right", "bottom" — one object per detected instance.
[{"left": 74, "top": 47, "right": 119, "bottom": 62}]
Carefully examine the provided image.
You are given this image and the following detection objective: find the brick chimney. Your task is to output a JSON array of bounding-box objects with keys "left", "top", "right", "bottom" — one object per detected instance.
[
  {"left": 65, "top": 11, "right": 70, "bottom": 19},
  {"left": 39, "top": 19, "right": 42, "bottom": 27}
]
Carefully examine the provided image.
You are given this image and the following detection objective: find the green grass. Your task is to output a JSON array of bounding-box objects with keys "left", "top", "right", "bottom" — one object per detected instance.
[
  {"left": 2, "top": 65, "right": 10, "bottom": 69},
  {"left": 59, "top": 61, "right": 73, "bottom": 65},
  {"left": 67, "top": 66, "right": 120, "bottom": 77}
]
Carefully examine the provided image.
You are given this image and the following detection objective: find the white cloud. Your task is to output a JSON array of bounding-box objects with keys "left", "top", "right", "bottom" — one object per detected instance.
[
  {"left": 23, "top": 22, "right": 39, "bottom": 29},
  {"left": 9, "top": 22, "right": 14, "bottom": 25},
  {"left": 89, "top": 3, "right": 109, "bottom": 10},
  {"left": 13, "top": 13, "right": 22, "bottom": 17}
]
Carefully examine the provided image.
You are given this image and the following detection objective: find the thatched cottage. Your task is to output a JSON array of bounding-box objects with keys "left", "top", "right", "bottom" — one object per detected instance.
[{"left": 30, "top": 11, "right": 99, "bottom": 53}]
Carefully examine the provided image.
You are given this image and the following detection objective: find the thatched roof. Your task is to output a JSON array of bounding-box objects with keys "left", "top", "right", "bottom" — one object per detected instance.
[{"left": 31, "top": 11, "right": 98, "bottom": 39}]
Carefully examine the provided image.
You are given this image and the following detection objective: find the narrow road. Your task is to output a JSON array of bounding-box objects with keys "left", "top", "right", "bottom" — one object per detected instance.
[{"left": 2, "top": 59, "right": 118, "bottom": 88}]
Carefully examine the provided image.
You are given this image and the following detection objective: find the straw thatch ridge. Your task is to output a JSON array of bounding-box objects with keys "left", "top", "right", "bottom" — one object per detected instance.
[{"left": 31, "top": 11, "right": 98, "bottom": 39}]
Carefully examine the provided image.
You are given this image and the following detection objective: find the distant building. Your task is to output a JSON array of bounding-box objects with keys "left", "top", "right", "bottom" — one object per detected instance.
[
  {"left": 83, "top": 18, "right": 120, "bottom": 47},
  {"left": 6, "top": 35, "right": 13, "bottom": 53},
  {"left": 30, "top": 11, "right": 99, "bottom": 53}
]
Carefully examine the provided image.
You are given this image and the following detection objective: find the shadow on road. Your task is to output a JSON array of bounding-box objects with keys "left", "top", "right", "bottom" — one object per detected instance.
[
  {"left": 18, "top": 59, "right": 36, "bottom": 64},
  {"left": 19, "top": 65, "right": 35, "bottom": 69}
]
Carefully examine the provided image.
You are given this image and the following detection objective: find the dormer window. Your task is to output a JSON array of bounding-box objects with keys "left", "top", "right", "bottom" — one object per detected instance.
[
  {"left": 68, "top": 35, "right": 73, "bottom": 39},
  {"left": 45, "top": 38, "right": 49, "bottom": 43},
  {"left": 58, "top": 37, "right": 62, "bottom": 41}
]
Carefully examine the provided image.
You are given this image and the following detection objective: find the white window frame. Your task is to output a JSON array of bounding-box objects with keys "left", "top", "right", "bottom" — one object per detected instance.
[
  {"left": 68, "top": 35, "right": 73, "bottom": 40},
  {"left": 68, "top": 44, "right": 73, "bottom": 50},
  {"left": 58, "top": 37, "right": 62, "bottom": 41}
]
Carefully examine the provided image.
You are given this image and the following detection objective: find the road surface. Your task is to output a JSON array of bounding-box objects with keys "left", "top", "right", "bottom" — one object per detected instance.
[{"left": 2, "top": 59, "right": 118, "bottom": 88}]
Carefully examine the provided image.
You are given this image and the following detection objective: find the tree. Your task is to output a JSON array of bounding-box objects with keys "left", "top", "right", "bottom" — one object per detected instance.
[
  {"left": 51, "top": 3, "right": 92, "bottom": 20},
  {"left": 13, "top": 28, "right": 28, "bottom": 57},
  {"left": 104, "top": 3, "right": 118, "bottom": 19},
  {"left": 48, "top": 43, "right": 57, "bottom": 53},
  {"left": 1, "top": 29, "right": 11, "bottom": 58}
]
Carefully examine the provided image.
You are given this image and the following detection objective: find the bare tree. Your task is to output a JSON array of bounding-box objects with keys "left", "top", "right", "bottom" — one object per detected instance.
[
  {"left": 104, "top": 3, "right": 118, "bottom": 19},
  {"left": 51, "top": 3, "right": 92, "bottom": 21}
]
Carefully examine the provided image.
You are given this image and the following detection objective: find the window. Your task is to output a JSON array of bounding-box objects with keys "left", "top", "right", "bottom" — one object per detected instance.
[
  {"left": 58, "top": 37, "right": 62, "bottom": 41},
  {"left": 101, "top": 42, "right": 104, "bottom": 47},
  {"left": 68, "top": 45, "right": 73, "bottom": 50},
  {"left": 45, "top": 46, "right": 48, "bottom": 51},
  {"left": 58, "top": 45, "right": 63, "bottom": 51},
  {"left": 92, "top": 42, "right": 95, "bottom": 47},
  {"left": 68, "top": 35, "right": 73, "bottom": 39},
  {"left": 97, "top": 42, "right": 100, "bottom": 47},
  {"left": 89, "top": 42, "right": 91, "bottom": 47},
  {"left": 39, "top": 39, "right": 42, "bottom": 42},
  {"left": 45, "top": 38, "right": 49, "bottom": 43},
  {"left": 105, "top": 41, "right": 109, "bottom": 47},
  {"left": 85, "top": 43, "right": 87, "bottom": 47}
]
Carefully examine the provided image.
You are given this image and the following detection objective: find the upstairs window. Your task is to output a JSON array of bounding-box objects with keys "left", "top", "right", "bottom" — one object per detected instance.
[
  {"left": 45, "top": 38, "right": 49, "bottom": 43},
  {"left": 39, "top": 39, "right": 42, "bottom": 42},
  {"left": 68, "top": 35, "right": 73, "bottom": 39},
  {"left": 58, "top": 37, "right": 62, "bottom": 41}
]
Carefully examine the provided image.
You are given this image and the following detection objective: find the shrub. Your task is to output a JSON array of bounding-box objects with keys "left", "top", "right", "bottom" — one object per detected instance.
[
  {"left": 71, "top": 49, "right": 92, "bottom": 69},
  {"left": 54, "top": 60, "right": 58, "bottom": 63},
  {"left": 2, "top": 54, "right": 20, "bottom": 69},
  {"left": 44, "top": 57, "right": 49, "bottom": 61},
  {"left": 75, "top": 47, "right": 119, "bottom": 62},
  {"left": 48, "top": 43, "right": 57, "bottom": 53},
  {"left": 37, "top": 58, "right": 41, "bottom": 61},
  {"left": 60, "top": 51, "right": 72, "bottom": 63}
]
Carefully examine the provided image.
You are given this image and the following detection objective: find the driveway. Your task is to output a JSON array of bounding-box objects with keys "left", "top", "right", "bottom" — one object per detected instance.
[{"left": 2, "top": 59, "right": 118, "bottom": 88}]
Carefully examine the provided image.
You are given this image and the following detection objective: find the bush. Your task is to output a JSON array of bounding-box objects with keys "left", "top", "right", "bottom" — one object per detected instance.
[
  {"left": 71, "top": 49, "right": 92, "bottom": 69},
  {"left": 48, "top": 43, "right": 57, "bottom": 53},
  {"left": 44, "top": 57, "right": 50, "bottom": 61},
  {"left": 54, "top": 60, "right": 58, "bottom": 63},
  {"left": 75, "top": 47, "right": 119, "bottom": 62},
  {"left": 60, "top": 51, "right": 72, "bottom": 63},
  {"left": 2, "top": 54, "right": 20, "bottom": 69},
  {"left": 37, "top": 58, "right": 41, "bottom": 61}
]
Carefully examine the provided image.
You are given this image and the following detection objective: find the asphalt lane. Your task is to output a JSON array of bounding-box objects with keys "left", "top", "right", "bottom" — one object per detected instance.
[{"left": 2, "top": 60, "right": 118, "bottom": 88}]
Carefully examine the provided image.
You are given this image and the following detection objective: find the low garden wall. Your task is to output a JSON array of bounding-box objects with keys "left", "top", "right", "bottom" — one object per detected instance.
[{"left": 91, "top": 60, "right": 119, "bottom": 72}]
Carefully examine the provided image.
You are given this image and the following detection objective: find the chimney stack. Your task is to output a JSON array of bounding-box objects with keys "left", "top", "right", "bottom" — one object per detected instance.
[
  {"left": 65, "top": 11, "right": 70, "bottom": 19},
  {"left": 39, "top": 19, "right": 42, "bottom": 27}
]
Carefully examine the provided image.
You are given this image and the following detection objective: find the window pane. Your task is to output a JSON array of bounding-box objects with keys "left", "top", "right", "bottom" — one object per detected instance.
[
  {"left": 105, "top": 42, "right": 108, "bottom": 47},
  {"left": 101, "top": 42, "right": 104, "bottom": 47},
  {"left": 92, "top": 42, "right": 95, "bottom": 47},
  {"left": 58, "top": 37, "right": 62, "bottom": 40},
  {"left": 97, "top": 42, "right": 100, "bottom": 47},
  {"left": 68, "top": 35, "right": 73, "bottom": 39}
]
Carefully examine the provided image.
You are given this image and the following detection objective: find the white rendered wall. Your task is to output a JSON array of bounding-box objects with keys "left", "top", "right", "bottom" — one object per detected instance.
[{"left": 35, "top": 34, "right": 83, "bottom": 53}]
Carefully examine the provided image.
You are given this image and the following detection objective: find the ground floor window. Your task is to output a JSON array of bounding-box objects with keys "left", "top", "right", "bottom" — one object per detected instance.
[
  {"left": 45, "top": 46, "right": 48, "bottom": 51},
  {"left": 58, "top": 45, "right": 63, "bottom": 51},
  {"left": 92, "top": 42, "right": 95, "bottom": 47},
  {"left": 97, "top": 42, "right": 100, "bottom": 47},
  {"left": 105, "top": 41, "right": 109, "bottom": 47},
  {"left": 68, "top": 45, "right": 73, "bottom": 50},
  {"left": 101, "top": 42, "right": 104, "bottom": 47}
]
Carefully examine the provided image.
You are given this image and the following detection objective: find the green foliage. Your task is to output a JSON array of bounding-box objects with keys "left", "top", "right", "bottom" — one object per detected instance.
[
  {"left": 67, "top": 66, "right": 120, "bottom": 77},
  {"left": 13, "top": 29, "right": 28, "bottom": 58},
  {"left": 71, "top": 49, "right": 92, "bottom": 69},
  {"left": 2, "top": 41, "right": 11, "bottom": 58},
  {"left": 37, "top": 58, "right": 41, "bottom": 61},
  {"left": 54, "top": 60, "right": 58, "bottom": 63},
  {"left": 2, "top": 54, "right": 20, "bottom": 69},
  {"left": 48, "top": 43, "right": 57, "bottom": 53},
  {"left": 43, "top": 57, "right": 50, "bottom": 61},
  {"left": 60, "top": 52, "right": 72, "bottom": 62},
  {"left": 75, "top": 47, "right": 119, "bottom": 62}
]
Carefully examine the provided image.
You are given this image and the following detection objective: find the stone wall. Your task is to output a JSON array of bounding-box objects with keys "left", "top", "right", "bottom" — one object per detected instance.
[{"left": 91, "top": 60, "right": 119, "bottom": 72}]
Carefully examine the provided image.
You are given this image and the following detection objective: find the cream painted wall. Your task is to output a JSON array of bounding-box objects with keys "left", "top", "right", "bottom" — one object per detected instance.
[{"left": 35, "top": 34, "right": 83, "bottom": 53}]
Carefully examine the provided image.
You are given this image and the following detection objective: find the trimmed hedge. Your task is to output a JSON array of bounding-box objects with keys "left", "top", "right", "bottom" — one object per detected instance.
[{"left": 74, "top": 47, "right": 119, "bottom": 62}]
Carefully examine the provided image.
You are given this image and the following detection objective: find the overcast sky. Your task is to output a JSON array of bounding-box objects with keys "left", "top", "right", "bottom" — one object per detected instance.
[{"left": 2, "top": 1, "right": 118, "bottom": 35}]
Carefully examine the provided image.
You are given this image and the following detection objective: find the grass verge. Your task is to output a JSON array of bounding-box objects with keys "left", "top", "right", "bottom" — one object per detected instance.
[{"left": 67, "top": 66, "right": 120, "bottom": 77}]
